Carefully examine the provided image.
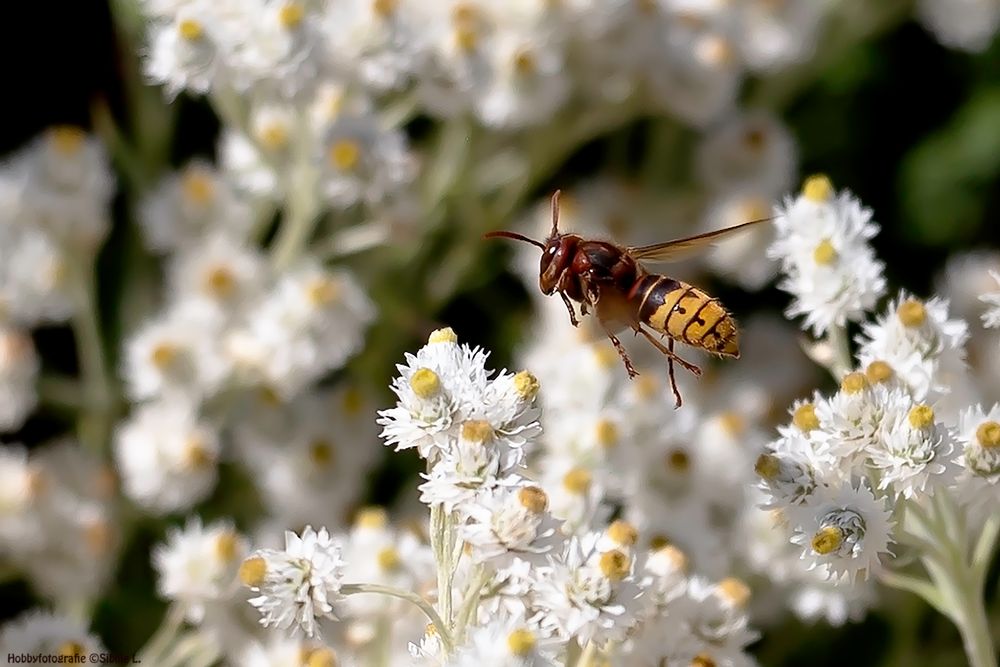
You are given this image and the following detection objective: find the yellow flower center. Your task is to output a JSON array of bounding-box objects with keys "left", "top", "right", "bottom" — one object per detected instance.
[
  {"left": 49, "top": 126, "right": 86, "bottom": 155},
  {"left": 428, "top": 327, "right": 458, "bottom": 344},
  {"left": 203, "top": 265, "right": 236, "bottom": 298},
  {"left": 278, "top": 2, "right": 305, "bottom": 28},
  {"left": 793, "top": 403, "right": 820, "bottom": 431},
  {"left": 840, "top": 372, "right": 868, "bottom": 395},
  {"left": 513, "top": 48, "right": 535, "bottom": 74},
  {"left": 83, "top": 520, "right": 112, "bottom": 555},
  {"left": 665, "top": 448, "right": 690, "bottom": 472},
  {"left": 150, "top": 342, "right": 179, "bottom": 370},
  {"left": 518, "top": 486, "right": 549, "bottom": 513},
  {"left": 595, "top": 418, "right": 619, "bottom": 448},
  {"left": 409, "top": 368, "right": 441, "bottom": 399},
  {"left": 215, "top": 530, "right": 239, "bottom": 562},
  {"left": 717, "top": 577, "right": 751, "bottom": 608},
  {"left": 562, "top": 467, "right": 592, "bottom": 494},
  {"left": 304, "top": 647, "right": 338, "bottom": 667},
  {"left": 257, "top": 122, "right": 289, "bottom": 151},
  {"left": 355, "top": 506, "right": 388, "bottom": 529},
  {"left": 599, "top": 549, "right": 630, "bottom": 581},
  {"left": 514, "top": 370, "right": 540, "bottom": 400},
  {"left": 372, "top": 0, "right": 397, "bottom": 18},
  {"left": 507, "top": 628, "right": 536, "bottom": 657},
  {"left": 607, "top": 519, "right": 638, "bottom": 547},
  {"left": 649, "top": 534, "right": 671, "bottom": 550},
  {"left": 309, "top": 439, "right": 335, "bottom": 467},
  {"left": 692, "top": 654, "right": 717, "bottom": 667},
  {"left": 977, "top": 421, "right": 1000, "bottom": 448},
  {"left": 328, "top": 139, "right": 361, "bottom": 171},
  {"left": 655, "top": 544, "right": 688, "bottom": 572},
  {"left": 183, "top": 436, "right": 213, "bottom": 469},
  {"left": 812, "top": 239, "right": 838, "bottom": 265},
  {"left": 591, "top": 343, "right": 619, "bottom": 369},
  {"left": 897, "top": 299, "right": 927, "bottom": 327},
  {"left": 719, "top": 411, "right": 746, "bottom": 437},
  {"left": 239, "top": 556, "right": 267, "bottom": 586},
  {"left": 908, "top": 404, "right": 935, "bottom": 429},
  {"left": 754, "top": 453, "right": 780, "bottom": 480},
  {"left": 182, "top": 168, "right": 215, "bottom": 205},
  {"left": 695, "top": 34, "right": 733, "bottom": 66},
  {"left": 802, "top": 174, "right": 833, "bottom": 202},
  {"left": 865, "top": 360, "right": 894, "bottom": 384},
  {"left": 342, "top": 387, "right": 364, "bottom": 415},
  {"left": 635, "top": 374, "right": 659, "bottom": 399},
  {"left": 57, "top": 642, "right": 86, "bottom": 659},
  {"left": 178, "top": 18, "right": 204, "bottom": 41},
  {"left": 305, "top": 276, "right": 341, "bottom": 306},
  {"left": 377, "top": 546, "right": 401, "bottom": 571},
  {"left": 454, "top": 25, "right": 478, "bottom": 51},
  {"left": 461, "top": 420, "right": 493, "bottom": 443},
  {"left": 811, "top": 525, "right": 843, "bottom": 555}
]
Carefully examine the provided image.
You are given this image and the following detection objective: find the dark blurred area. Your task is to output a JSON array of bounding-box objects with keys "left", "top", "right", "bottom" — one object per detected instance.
[{"left": 1, "top": 2, "right": 999, "bottom": 665}]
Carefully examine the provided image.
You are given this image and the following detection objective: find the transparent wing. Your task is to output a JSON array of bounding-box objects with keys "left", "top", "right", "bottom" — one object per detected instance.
[{"left": 627, "top": 217, "right": 772, "bottom": 263}]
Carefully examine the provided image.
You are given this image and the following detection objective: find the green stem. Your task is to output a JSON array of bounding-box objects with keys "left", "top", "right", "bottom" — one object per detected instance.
[
  {"left": 69, "top": 253, "right": 114, "bottom": 458},
  {"left": 341, "top": 583, "right": 455, "bottom": 654},
  {"left": 270, "top": 168, "right": 320, "bottom": 271},
  {"left": 136, "top": 603, "right": 187, "bottom": 666},
  {"left": 453, "top": 565, "right": 490, "bottom": 643}
]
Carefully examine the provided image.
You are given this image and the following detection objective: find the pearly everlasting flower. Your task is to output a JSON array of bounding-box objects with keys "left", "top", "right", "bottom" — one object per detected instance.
[
  {"left": 379, "top": 328, "right": 540, "bottom": 461},
  {"left": 0, "top": 610, "right": 104, "bottom": 659},
  {"left": 139, "top": 160, "right": 255, "bottom": 253},
  {"left": 769, "top": 175, "right": 886, "bottom": 336},
  {"left": 460, "top": 484, "right": 564, "bottom": 567},
  {"left": 702, "top": 191, "right": 779, "bottom": 290},
  {"left": 240, "top": 526, "right": 346, "bottom": 638},
  {"left": 754, "top": 442, "right": 822, "bottom": 510},
  {"left": 144, "top": 4, "right": 226, "bottom": 98},
  {"left": 735, "top": 0, "right": 828, "bottom": 71},
  {"left": 240, "top": 636, "right": 340, "bottom": 667},
  {"left": 153, "top": 516, "right": 248, "bottom": 622},
  {"left": 953, "top": 404, "right": 1000, "bottom": 512},
  {"left": 981, "top": 270, "right": 1000, "bottom": 329},
  {"left": 122, "top": 300, "right": 231, "bottom": 402},
  {"left": 789, "top": 481, "right": 894, "bottom": 582},
  {"left": 0, "top": 445, "right": 46, "bottom": 557},
  {"left": 868, "top": 404, "right": 958, "bottom": 499},
  {"left": 856, "top": 292, "right": 969, "bottom": 400},
  {"left": 0, "top": 226, "right": 75, "bottom": 326},
  {"left": 0, "top": 326, "right": 39, "bottom": 431},
  {"left": 532, "top": 532, "right": 643, "bottom": 645},
  {"left": 166, "top": 232, "right": 267, "bottom": 315},
  {"left": 674, "top": 576, "right": 759, "bottom": 664},
  {"left": 449, "top": 611, "right": 560, "bottom": 667},
  {"left": 113, "top": 399, "right": 221, "bottom": 514},
  {"left": 916, "top": 0, "right": 1000, "bottom": 52},
  {"left": 696, "top": 110, "right": 797, "bottom": 196}
]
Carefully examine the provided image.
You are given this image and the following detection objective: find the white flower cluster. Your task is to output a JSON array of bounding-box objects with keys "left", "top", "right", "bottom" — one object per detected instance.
[
  {"left": 113, "top": 158, "right": 376, "bottom": 516},
  {"left": 769, "top": 175, "right": 886, "bottom": 337},
  {"left": 140, "top": 0, "right": 834, "bottom": 131},
  {"left": 0, "top": 441, "right": 119, "bottom": 607},
  {"left": 221, "top": 330, "right": 760, "bottom": 665},
  {"left": 0, "top": 127, "right": 114, "bottom": 431}
]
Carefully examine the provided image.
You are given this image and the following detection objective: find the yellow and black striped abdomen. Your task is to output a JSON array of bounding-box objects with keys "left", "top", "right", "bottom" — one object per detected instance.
[{"left": 632, "top": 275, "right": 740, "bottom": 357}]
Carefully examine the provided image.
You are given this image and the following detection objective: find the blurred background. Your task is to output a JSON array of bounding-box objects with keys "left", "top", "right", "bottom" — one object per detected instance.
[{"left": 1, "top": 0, "right": 999, "bottom": 665}]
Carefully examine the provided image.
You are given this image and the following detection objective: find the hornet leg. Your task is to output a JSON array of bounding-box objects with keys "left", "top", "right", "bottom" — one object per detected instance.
[
  {"left": 636, "top": 327, "right": 702, "bottom": 408},
  {"left": 604, "top": 330, "right": 640, "bottom": 379},
  {"left": 559, "top": 291, "right": 580, "bottom": 327}
]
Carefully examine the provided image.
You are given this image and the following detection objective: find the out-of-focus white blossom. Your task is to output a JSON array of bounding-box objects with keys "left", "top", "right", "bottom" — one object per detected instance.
[
  {"left": 0, "top": 610, "right": 105, "bottom": 660},
  {"left": 0, "top": 327, "right": 39, "bottom": 431},
  {"left": 981, "top": 270, "right": 1000, "bottom": 329},
  {"left": 916, "top": 0, "right": 1000, "bottom": 52}
]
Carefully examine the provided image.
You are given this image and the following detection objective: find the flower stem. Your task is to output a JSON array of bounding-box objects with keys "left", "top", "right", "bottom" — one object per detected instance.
[
  {"left": 136, "top": 603, "right": 187, "bottom": 666},
  {"left": 270, "top": 161, "right": 320, "bottom": 272},
  {"left": 575, "top": 640, "right": 597, "bottom": 667},
  {"left": 341, "top": 583, "right": 455, "bottom": 654},
  {"left": 826, "top": 323, "right": 853, "bottom": 379}
]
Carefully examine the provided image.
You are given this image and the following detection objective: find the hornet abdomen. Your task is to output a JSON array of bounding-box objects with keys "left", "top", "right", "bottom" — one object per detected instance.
[{"left": 629, "top": 275, "right": 740, "bottom": 358}]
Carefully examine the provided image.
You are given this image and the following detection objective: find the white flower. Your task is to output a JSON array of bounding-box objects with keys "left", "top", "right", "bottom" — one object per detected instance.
[
  {"left": 153, "top": 516, "right": 248, "bottom": 622},
  {"left": 537, "top": 458, "right": 609, "bottom": 536},
  {"left": 0, "top": 445, "right": 46, "bottom": 558},
  {"left": 702, "top": 191, "right": 779, "bottom": 290},
  {"left": 316, "top": 109, "right": 415, "bottom": 209},
  {"left": 735, "top": 0, "right": 828, "bottom": 71},
  {"left": 218, "top": 130, "right": 281, "bottom": 200},
  {"left": 953, "top": 404, "right": 1000, "bottom": 513},
  {"left": 113, "top": 399, "right": 221, "bottom": 514},
  {"left": 0, "top": 327, "right": 38, "bottom": 431},
  {"left": 695, "top": 110, "right": 797, "bottom": 196},
  {"left": 868, "top": 403, "right": 958, "bottom": 499},
  {"left": 789, "top": 566, "right": 878, "bottom": 626},
  {"left": 324, "top": 0, "right": 429, "bottom": 92},
  {"left": 241, "top": 526, "right": 346, "bottom": 638},
  {"left": 674, "top": 576, "right": 759, "bottom": 664},
  {"left": 449, "top": 611, "right": 560, "bottom": 667},
  {"left": 166, "top": 232, "right": 267, "bottom": 315},
  {"left": 379, "top": 328, "right": 540, "bottom": 461},
  {"left": 769, "top": 175, "right": 886, "bottom": 336},
  {"left": 139, "top": 160, "right": 255, "bottom": 253},
  {"left": 144, "top": 4, "right": 224, "bottom": 98},
  {"left": 460, "top": 484, "right": 564, "bottom": 567},
  {"left": 0, "top": 610, "right": 104, "bottom": 659},
  {"left": 789, "top": 481, "right": 895, "bottom": 582},
  {"left": 916, "top": 0, "right": 1000, "bottom": 52},
  {"left": 122, "top": 300, "right": 231, "bottom": 402},
  {"left": 753, "top": 441, "right": 822, "bottom": 510},
  {"left": 532, "top": 532, "right": 643, "bottom": 645},
  {"left": 0, "top": 226, "right": 75, "bottom": 326},
  {"left": 856, "top": 292, "right": 969, "bottom": 400},
  {"left": 232, "top": 263, "right": 375, "bottom": 398},
  {"left": 981, "top": 270, "right": 1000, "bottom": 329},
  {"left": 239, "top": 636, "right": 338, "bottom": 667}
]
